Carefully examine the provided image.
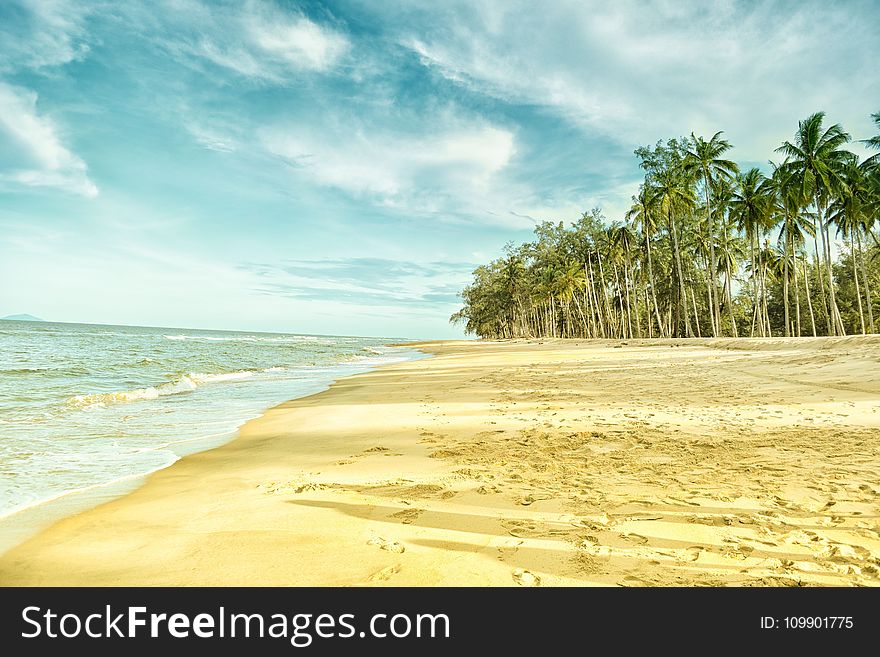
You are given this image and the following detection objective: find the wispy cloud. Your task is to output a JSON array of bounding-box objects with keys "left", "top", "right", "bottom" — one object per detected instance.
[
  {"left": 0, "top": 82, "right": 97, "bottom": 197},
  {"left": 184, "top": 121, "right": 238, "bottom": 153},
  {"left": 240, "top": 258, "right": 475, "bottom": 308},
  {"left": 0, "top": 1, "right": 97, "bottom": 197},
  {"left": 398, "top": 0, "right": 880, "bottom": 159},
  {"left": 1, "top": 0, "right": 877, "bottom": 337},
  {"left": 0, "top": 0, "right": 91, "bottom": 72},
  {"left": 260, "top": 112, "right": 521, "bottom": 223},
  {"left": 156, "top": 0, "right": 350, "bottom": 81}
]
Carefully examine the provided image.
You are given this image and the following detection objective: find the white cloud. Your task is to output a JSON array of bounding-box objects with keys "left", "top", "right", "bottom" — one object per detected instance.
[
  {"left": 0, "top": 83, "right": 98, "bottom": 197},
  {"left": 399, "top": 1, "right": 880, "bottom": 161},
  {"left": 0, "top": 0, "right": 91, "bottom": 72},
  {"left": 246, "top": 10, "right": 349, "bottom": 72},
  {"left": 163, "top": 0, "right": 350, "bottom": 80},
  {"left": 185, "top": 121, "right": 237, "bottom": 153},
  {"left": 260, "top": 117, "right": 520, "bottom": 222}
]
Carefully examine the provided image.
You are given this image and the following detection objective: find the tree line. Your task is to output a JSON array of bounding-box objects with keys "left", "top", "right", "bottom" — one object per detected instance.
[{"left": 452, "top": 112, "right": 880, "bottom": 340}]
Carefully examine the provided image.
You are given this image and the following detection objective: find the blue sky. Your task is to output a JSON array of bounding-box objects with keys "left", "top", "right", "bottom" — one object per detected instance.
[{"left": 1, "top": 0, "right": 878, "bottom": 338}]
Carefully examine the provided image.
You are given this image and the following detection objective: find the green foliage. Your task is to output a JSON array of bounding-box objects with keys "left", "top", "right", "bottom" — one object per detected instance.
[{"left": 453, "top": 112, "right": 880, "bottom": 340}]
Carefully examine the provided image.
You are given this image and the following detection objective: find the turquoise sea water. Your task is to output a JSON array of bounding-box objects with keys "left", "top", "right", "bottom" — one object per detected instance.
[{"left": 0, "top": 320, "right": 421, "bottom": 526}]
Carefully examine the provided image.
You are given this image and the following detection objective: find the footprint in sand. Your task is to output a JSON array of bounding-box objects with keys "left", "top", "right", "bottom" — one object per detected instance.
[
  {"left": 496, "top": 539, "right": 524, "bottom": 561},
  {"left": 391, "top": 508, "right": 424, "bottom": 525},
  {"left": 261, "top": 481, "right": 328, "bottom": 494},
  {"left": 578, "top": 541, "right": 612, "bottom": 560},
  {"left": 678, "top": 546, "right": 703, "bottom": 562},
  {"left": 367, "top": 537, "right": 406, "bottom": 553},
  {"left": 368, "top": 564, "right": 402, "bottom": 582},
  {"left": 512, "top": 569, "right": 541, "bottom": 586},
  {"left": 517, "top": 494, "right": 544, "bottom": 506},
  {"left": 721, "top": 543, "right": 755, "bottom": 561}
]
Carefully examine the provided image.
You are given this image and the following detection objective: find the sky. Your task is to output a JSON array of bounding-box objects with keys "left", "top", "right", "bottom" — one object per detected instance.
[{"left": 0, "top": 0, "right": 878, "bottom": 339}]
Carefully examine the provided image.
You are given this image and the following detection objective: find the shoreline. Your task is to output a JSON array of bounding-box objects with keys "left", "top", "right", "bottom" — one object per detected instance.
[
  {"left": 0, "top": 345, "right": 426, "bottom": 557},
  {"left": 1, "top": 337, "right": 879, "bottom": 586}
]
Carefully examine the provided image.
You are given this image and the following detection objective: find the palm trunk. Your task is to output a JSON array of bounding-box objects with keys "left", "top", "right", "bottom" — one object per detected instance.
[
  {"left": 587, "top": 255, "right": 606, "bottom": 338},
  {"left": 762, "top": 262, "right": 772, "bottom": 337},
  {"left": 583, "top": 264, "right": 596, "bottom": 338},
  {"left": 704, "top": 173, "right": 720, "bottom": 337},
  {"left": 645, "top": 235, "right": 664, "bottom": 337},
  {"left": 613, "top": 264, "right": 626, "bottom": 339},
  {"left": 851, "top": 233, "right": 865, "bottom": 335},
  {"left": 783, "top": 223, "right": 791, "bottom": 337},
  {"left": 857, "top": 232, "right": 875, "bottom": 333},
  {"left": 803, "top": 256, "right": 817, "bottom": 337},
  {"left": 749, "top": 232, "right": 758, "bottom": 336},
  {"left": 817, "top": 197, "right": 845, "bottom": 335},
  {"left": 625, "top": 253, "right": 640, "bottom": 338},
  {"left": 725, "top": 257, "right": 738, "bottom": 337},
  {"left": 812, "top": 237, "right": 830, "bottom": 334},
  {"left": 596, "top": 251, "right": 614, "bottom": 337},
  {"left": 690, "top": 287, "right": 702, "bottom": 338},
  {"left": 669, "top": 208, "right": 691, "bottom": 337},
  {"left": 705, "top": 274, "right": 714, "bottom": 334},
  {"left": 793, "top": 250, "right": 802, "bottom": 337}
]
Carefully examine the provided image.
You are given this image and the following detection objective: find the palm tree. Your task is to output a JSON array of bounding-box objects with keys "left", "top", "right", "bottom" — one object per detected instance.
[
  {"left": 776, "top": 112, "right": 853, "bottom": 336},
  {"left": 650, "top": 166, "right": 696, "bottom": 337},
  {"left": 684, "top": 132, "right": 739, "bottom": 336},
  {"left": 713, "top": 176, "right": 740, "bottom": 337},
  {"left": 758, "top": 243, "right": 784, "bottom": 335},
  {"left": 626, "top": 186, "right": 664, "bottom": 336},
  {"left": 769, "top": 162, "right": 813, "bottom": 336},
  {"left": 730, "top": 168, "right": 772, "bottom": 335},
  {"left": 862, "top": 111, "right": 880, "bottom": 167},
  {"left": 500, "top": 254, "right": 528, "bottom": 337},
  {"left": 453, "top": 112, "right": 877, "bottom": 342},
  {"left": 610, "top": 223, "right": 640, "bottom": 338},
  {"left": 830, "top": 159, "right": 874, "bottom": 333}
]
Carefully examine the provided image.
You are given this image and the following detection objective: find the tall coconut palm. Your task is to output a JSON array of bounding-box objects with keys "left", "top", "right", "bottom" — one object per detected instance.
[
  {"left": 730, "top": 168, "right": 772, "bottom": 335},
  {"left": 500, "top": 254, "right": 528, "bottom": 336},
  {"left": 713, "top": 176, "right": 740, "bottom": 337},
  {"left": 626, "top": 186, "right": 664, "bottom": 336},
  {"left": 776, "top": 112, "right": 853, "bottom": 335},
  {"left": 650, "top": 166, "right": 697, "bottom": 337},
  {"left": 830, "top": 158, "right": 874, "bottom": 333},
  {"left": 769, "top": 162, "right": 812, "bottom": 336},
  {"left": 684, "top": 132, "right": 739, "bottom": 335}
]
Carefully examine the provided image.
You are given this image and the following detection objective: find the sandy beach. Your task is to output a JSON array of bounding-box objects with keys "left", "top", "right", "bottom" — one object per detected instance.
[{"left": 1, "top": 338, "right": 879, "bottom": 587}]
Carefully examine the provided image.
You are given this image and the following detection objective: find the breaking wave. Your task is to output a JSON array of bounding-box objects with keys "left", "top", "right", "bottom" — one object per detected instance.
[{"left": 67, "top": 371, "right": 256, "bottom": 408}]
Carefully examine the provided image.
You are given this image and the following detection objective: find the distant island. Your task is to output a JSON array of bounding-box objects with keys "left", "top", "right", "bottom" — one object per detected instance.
[{"left": 1, "top": 314, "right": 45, "bottom": 322}]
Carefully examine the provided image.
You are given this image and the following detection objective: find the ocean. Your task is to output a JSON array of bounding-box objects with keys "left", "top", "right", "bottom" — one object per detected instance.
[{"left": 0, "top": 320, "right": 422, "bottom": 541}]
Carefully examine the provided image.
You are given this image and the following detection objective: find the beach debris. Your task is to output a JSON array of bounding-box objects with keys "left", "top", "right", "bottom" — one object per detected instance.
[
  {"left": 512, "top": 568, "right": 541, "bottom": 586},
  {"left": 368, "top": 537, "right": 406, "bottom": 553}
]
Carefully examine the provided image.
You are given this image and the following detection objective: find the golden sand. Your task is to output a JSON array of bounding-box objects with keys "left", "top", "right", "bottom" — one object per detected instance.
[{"left": 1, "top": 337, "right": 879, "bottom": 586}]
